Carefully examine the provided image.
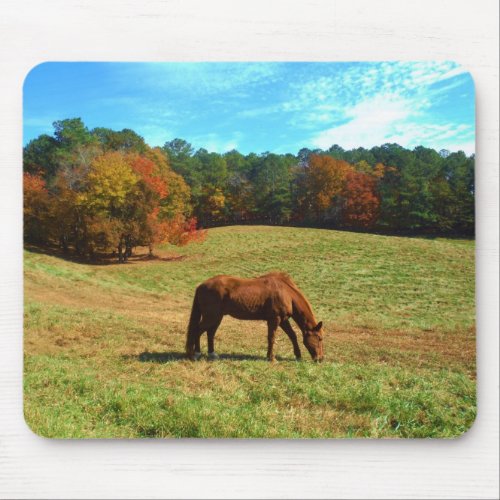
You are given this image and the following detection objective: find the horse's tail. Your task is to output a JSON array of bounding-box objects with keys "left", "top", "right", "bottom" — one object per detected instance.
[{"left": 186, "top": 288, "right": 202, "bottom": 359}]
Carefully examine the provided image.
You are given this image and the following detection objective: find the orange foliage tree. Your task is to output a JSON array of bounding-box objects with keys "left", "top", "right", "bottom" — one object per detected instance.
[
  {"left": 141, "top": 148, "right": 202, "bottom": 254},
  {"left": 23, "top": 172, "right": 50, "bottom": 244},
  {"left": 24, "top": 147, "right": 204, "bottom": 261},
  {"left": 341, "top": 170, "right": 381, "bottom": 228}
]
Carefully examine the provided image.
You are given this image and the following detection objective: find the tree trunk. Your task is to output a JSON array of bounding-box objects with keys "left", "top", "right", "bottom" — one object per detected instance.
[
  {"left": 125, "top": 235, "right": 132, "bottom": 259},
  {"left": 118, "top": 238, "right": 124, "bottom": 263},
  {"left": 60, "top": 235, "right": 68, "bottom": 254}
]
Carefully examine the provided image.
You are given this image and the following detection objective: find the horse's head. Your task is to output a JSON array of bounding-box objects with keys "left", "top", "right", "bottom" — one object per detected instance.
[{"left": 303, "top": 321, "right": 324, "bottom": 362}]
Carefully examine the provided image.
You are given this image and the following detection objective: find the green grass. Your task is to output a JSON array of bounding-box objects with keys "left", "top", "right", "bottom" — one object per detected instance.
[{"left": 24, "top": 226, "right": 476, "bottom": 438}]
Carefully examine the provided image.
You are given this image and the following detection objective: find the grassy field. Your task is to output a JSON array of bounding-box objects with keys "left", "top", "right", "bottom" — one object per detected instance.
[{"left": 24, "top": 225, "right": 476, "bottom": 438}]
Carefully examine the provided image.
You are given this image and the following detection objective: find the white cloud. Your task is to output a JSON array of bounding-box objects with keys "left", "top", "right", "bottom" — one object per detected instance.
[
  {"left": 275, "top": 62, "right": 454, "bottom": 131},
  {"left": 311, "top": 94, "right": 416, "bottom": 149},
  {"left": 191, "top": 132, "right": 241, "bottom": 154},
  {"left": 434, "top": 65, "right": 470, "bottom": 83},
  {"left": 310, "top": 90, "right": 474, "bottom": 154},
  {"left": 205, "top": 139, "right": 238, "bottom": 153},
  {"left": 138, "top": 61, "right": 472, "bottom": 152},
  {"left": 438, "top": 141, "right": 475, "bottom": 155}
]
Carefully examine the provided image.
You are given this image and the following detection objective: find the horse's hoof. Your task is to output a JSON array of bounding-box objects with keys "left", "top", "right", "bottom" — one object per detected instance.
[
  {"left": 208, "top": 352, "right": 219, "bottom": 361},
  {"left": 295, "top": 357, "right": 302, "bottom": 362},
  {"left": 194, "top": 351, "right": 202, "bottom": 361},
  {"left": 267, "top": 357, "right": 276, "bottom": 363}
]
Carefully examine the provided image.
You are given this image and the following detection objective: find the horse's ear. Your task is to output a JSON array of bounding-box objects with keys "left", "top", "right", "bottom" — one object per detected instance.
[{"left": 314, "top": 321, "right": 323, "bottom": 331}]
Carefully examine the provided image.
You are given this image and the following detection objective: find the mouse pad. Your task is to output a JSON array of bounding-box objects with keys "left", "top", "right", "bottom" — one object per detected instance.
[{"left": 23, "top": 62, "right": 476, "bottom": 438}]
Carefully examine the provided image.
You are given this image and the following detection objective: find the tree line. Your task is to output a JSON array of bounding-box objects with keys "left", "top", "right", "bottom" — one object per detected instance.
[
  {"left": 162, "top": 138, "right": 474, "bottom": 234},
  {"left": 24, "top": 118, "right": 475, "bottom": 260}
]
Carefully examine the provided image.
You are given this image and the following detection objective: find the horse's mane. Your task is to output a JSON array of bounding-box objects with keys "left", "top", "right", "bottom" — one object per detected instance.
[{"left": 261, "top": 272, "right": 315, "bottom": 319}]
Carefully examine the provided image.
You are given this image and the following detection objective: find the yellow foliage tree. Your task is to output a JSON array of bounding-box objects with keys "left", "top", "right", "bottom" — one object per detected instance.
[
  {"left": 305, "top": 154, "right": 352, "bottom": 218},
  {"left": 205, "top": 187, "right": 226, "bottom": 222},
  {"left": 79, "top": 151, "right": 139, "bottom": 214}
]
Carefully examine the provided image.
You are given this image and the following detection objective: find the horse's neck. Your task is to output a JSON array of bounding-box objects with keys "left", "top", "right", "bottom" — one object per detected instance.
[{"left": 291, "top": 289, "right": 316, "bottom": 331}]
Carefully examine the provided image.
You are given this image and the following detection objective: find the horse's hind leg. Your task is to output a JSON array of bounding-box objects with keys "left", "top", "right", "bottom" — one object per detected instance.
[
  {"left": 192, "top": 316, "right": 210, "bottom": 361},
  {"left": 207, "top": 317, "right": 222, "bottom": 360},
  {"left": 194, "top": 332, "right": 202, "bottom": 360},
  {"left": 194, "top": 315, "right": 222, "bottom": 360},
  {"left": 280, "top": 319, "right": 302, "bottom": 360},
  {"left": 266, "top": 317, "right": 280, "bottom": 362}
]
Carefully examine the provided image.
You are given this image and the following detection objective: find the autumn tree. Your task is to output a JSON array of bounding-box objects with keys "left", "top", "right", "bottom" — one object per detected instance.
[
  {"left": 23, "top": 173, "right": 50, "bottom": 244},
  {"left": 299, "top": 154, "right": 352, "bottom": 224},
  {"left": 23, "top": 117, "right": 475, "bottom": 250},
  {"left": 341, "top": 170, "right": 380, "bottom": 228}
]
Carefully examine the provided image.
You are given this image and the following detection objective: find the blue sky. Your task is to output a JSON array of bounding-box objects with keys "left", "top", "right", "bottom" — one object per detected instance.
[{"left": 23, "top": 62, "right": 475, "bottom": 155}]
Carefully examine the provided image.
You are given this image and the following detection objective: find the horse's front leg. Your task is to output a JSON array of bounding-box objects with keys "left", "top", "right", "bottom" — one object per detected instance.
[
  {"left": 266, "top": 317, "right": 280, "bottom": 362},
  {"left": 280, "top": 319, "right": 302, "bottom": 360}
]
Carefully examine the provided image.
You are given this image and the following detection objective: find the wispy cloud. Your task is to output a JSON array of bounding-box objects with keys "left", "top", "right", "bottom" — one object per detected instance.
[
  {"left": 238, "top": 104, "right": 282, "bottom": 118},
  {"left": 296, "top": 62, "right": 475, "bottom": 153},
  {"left": 23, "top": 62, "right": 474, "bottom": 154},
  {"left": 311, "top": 90, "right": 474, "bottom": 154},
  {"left": 311, "top": 93, "right": 416, "bottom": 149},
  {"left": 115, "top": 62, "right": 284, "bottom": 96},
  {"left": 138, "top": 125, "right": 174, "bottom": 148},
  {"left": 23, "top": 116, "right": 56, "bottom": 139},
  {"left": 191, "top": 132, "right": 242, "bottom": 154}
]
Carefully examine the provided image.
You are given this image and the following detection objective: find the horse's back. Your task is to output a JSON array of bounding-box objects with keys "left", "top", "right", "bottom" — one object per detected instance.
[
  {"left": 199, "top": 273, "right": 285, "bottom": 295},
  {"left": 197, "top": 273, "right": 293, "bottom": 320},
  {"left": 198, "top": 274, "right": 241, "bottom": 294}
]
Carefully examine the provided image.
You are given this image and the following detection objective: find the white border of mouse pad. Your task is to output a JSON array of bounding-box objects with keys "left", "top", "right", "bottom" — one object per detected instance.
[{"left": 1, "top": 0, "right": 498, "bottom": 497}]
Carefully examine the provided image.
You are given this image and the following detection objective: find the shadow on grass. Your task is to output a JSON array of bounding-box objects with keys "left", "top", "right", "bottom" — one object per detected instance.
[
  {"left": 24, "top": 243, "right": 187, "bottom": 266},
  {"left": 125, "top": 351, "right": 296, "bottom": 363}
]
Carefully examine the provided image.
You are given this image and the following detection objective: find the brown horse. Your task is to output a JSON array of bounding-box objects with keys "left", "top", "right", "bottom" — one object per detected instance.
[{"left": 185, "top": 272, "right": 325, "bottom": 362}]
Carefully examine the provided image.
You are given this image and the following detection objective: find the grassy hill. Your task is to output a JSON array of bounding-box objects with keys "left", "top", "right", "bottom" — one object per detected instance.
[{"left": 24, "top": 226, "right": 476, "bottom": 438}]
